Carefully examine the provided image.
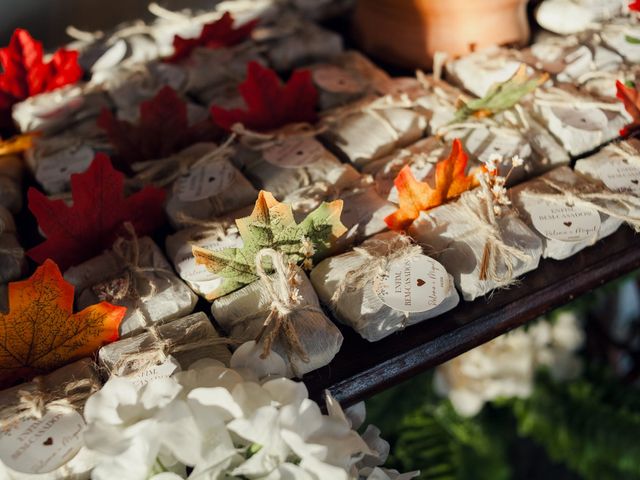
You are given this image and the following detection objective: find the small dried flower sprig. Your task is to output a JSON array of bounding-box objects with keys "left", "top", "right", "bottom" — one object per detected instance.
[
  {"left": 300, "top": 236, "right": 316, "bottom": 271},
  {"left": 476, "top": 154, "right": 523, "bottom": 216}
]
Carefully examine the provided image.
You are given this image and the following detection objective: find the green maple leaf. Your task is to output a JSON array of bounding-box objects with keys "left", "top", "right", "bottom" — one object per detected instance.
[
  {"left": 193, "top": 190, "right": 347, "bottom": 300},
  {"left": 452, "top": 64, "right": 549, "bottom": 123}
]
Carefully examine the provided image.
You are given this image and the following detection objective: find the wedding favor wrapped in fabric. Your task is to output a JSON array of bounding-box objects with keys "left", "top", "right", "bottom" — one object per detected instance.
[
  {"left": 0, "top": 359, "right": 101, "bottom": 480},
  {"left": 12, "top": 84, "right": 110, "bottom": 134},
  {"left": 311, "top": 232, "right": 459, "bottom": 342},
  {"left": 256, "top": 12, "right": 343, "bottom": 71},
  {"left": 574, "top": 140, "right": 640, "bottom": 202},
  {"left": 526, "top": 85, "right": 631, "bottom": 156},
  {"left": 0, "top": 206, "right": 25, "bottom": 284},
  {"left": 409, "top": 176, "right": 543, "bottom": 301},
  {"left": 233, "top": 128, "right": 360, "bottom": 198},
  {"left": 211, "top": 249, "right": 342, "bottom": 377},
  {"left": 0, "top": 154, "right": 23, "bottom": 214},
  {"left": 510, "top": 166, "right": 635, "bottom": 260},
  {"left": 132, "top": 142, "right": 258, "bottom": 229},
  {"left": 25, "top": 132, "right": 112, "bottom": 195},
  {"left": 308, "top": 50, "right": 391, "bottom": 110},
  {"left": 98, "top": 312, "right": 231, "bottom": 385},
  {"left": 64, "top": 230, "right": 197, "bottom": 337},
  {"left": 320, "top": 94, "right": 428, "bottom": 168},
  {"left": 166, "top": 218, "right": 243, "bottom": 299}
]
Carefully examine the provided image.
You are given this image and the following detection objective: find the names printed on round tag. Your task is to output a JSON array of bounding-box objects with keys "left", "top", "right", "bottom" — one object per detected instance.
[
  {"left": 596, "top": 158, "right": 640, "bottom": 193},
  {"left": 550, "top": 106, "right": 608, "bottom": 131},
  {"left": 0, "top": 410, "right": 85, "bottom": 474},
  {"left": 529, "top": 198, "right": 601, "bottom": 242},
  {"left": 373, "top": 254, "right": 449, "bottom": 313},
  {"left": 128, "top": 356, "right": 181, "bottom": 389},
  {"left": 176, "top": 161, "right": 235, "bottom": 202},
  {"left": 263, "top": 138, "right": 326, "bottom": 168},
  {"left": 312, "top": 66, "right": 363, "bottom": 94}
]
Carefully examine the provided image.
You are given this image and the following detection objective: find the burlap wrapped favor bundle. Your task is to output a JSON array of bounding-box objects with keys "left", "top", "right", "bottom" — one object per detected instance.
[
  {"left": 445, "top": 46, "right": 526, "bottom": 98},
  {"left": 0, "top": 154, "right": 23, "bottom": 213},
  {"left": 237, "top": 133, "right": 360, "bottom": 198},
  {"left": 308, "top": 50, "right": 391, "bottom": 110},
  {"left": 311, "top": 232, "right": 459, "bottom": 342},
  {"left": 166, "top": 220, "right": 243, "bottom": 298},
  {"left": 0, "top": 359, "right": 101, "bottom": 480},
  {"left": 132, "top": 142, "right": 258, "bottom": 229},
  {"left": 574, "top": 140, "right": 640, "bottom": 204},
  {"left": 64, "top": 233, "right": 197, "bottom": 337},
  {"left": 510, "top": 166, "right": 634, "bottom": 260},
  {"left": 409, "top": 187, "right": 543, "bottom": 301},
  {"left": 25, "top": 133, "right": 112, "bottom": 195},
  {"left": 519, "top": 32, "right": 626, "bottom": 99},
  {"left": 98, "top": 312, "right": 231, "bottom": 384},
  {"left": 525, "top": 85, "right": 631, "bottom": 156},
  {"left": 320, "top": 94, "right": 429, "bottom": 168},
  {"left": 12, "top": 84, "right": 110, "bottom": 134},
  {"left": 283, "top": 175, "right": 396, "bottom": 251},
  {"left": 0, "top": 206, "right": 26, "bottom": 284},
  {"left": 211, "top": 249, "right": 343, "bottom": 377},
  {"left": 256, "top": 13, "right": 343, "bottom": 71},
  {"left": 180, "top": 45, "right": 267, "bottom": 96},
  {"left": 362, "top": 136, "right": 448, "bottom": 203},
  {"left": 438, "top": 110, "right": 569, "bottom": 184}
]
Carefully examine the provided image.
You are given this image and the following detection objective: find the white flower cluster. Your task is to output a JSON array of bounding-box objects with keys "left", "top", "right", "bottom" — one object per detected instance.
[
  {"left": 83, "top": 342, "right": 418, "bottom": 480},
  {"left": 434, "top": 312, "right": 585, "bottom": 417},
  {"left": 477, "top": 154, "right": 524, "bottom": 216}
]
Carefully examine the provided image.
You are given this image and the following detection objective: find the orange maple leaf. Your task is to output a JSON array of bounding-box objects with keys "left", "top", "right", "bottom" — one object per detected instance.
[
  {"left": 385, "top": 139, "right": 479, "bottom": 231},
  {"left": 616, "top": 80, "right": 640, "bottom": 136},
  {"left": 0, "top": 259, "right": 125, "bottom": 387}
]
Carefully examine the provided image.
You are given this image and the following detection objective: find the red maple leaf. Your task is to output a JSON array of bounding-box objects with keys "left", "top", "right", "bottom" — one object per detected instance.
[
  {"left": 0, "top": 29, "right": 82, "bottom": 130},
  {"left": 211, "top": 61, "right": 318, "bottom": 132},
  {"left": 98, "top": 85, "right": 221, "bottom": 168},
  {"left": 166, "top": 12, "right": 257, "bottom": 63},
  {"left": 27, "top": 153, "right": 166, "bottom": 270},
  {"left": 616, "top": 80, "right": 640, "bottom": 136},
  {"left": 630, "top": 1, "right": 640, "bottom": 12}
]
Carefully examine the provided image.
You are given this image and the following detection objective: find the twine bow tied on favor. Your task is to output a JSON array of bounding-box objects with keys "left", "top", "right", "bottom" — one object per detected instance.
[
  {"left": 525, "top": 177, "right": 640, "bottom": 232},
  {"left": 330, "top": 234, "right": 422, "bottom": 307},
  {"left": 254, "top": 248, "right": 324, "bottom": 367},
  {"left": 460, "top": 176, "right": 533, "bottom": 284},
  {"left": 0, "top": 376, "right": 100, "bottom": 429}
]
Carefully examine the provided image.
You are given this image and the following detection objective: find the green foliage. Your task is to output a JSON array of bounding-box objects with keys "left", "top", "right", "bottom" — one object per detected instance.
[{"left": 513, "top": 371, "right": 640, "bottom": 480}]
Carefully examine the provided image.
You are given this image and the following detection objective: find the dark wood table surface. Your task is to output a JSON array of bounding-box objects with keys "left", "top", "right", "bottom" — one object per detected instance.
[{"left": 304, "top": 226, "right": 640, "bottom": 407}]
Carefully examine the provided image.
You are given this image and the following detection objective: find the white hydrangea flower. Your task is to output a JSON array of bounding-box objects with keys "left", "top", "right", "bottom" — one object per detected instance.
[
  {"left": 434, "top": 315, "right": 584, "bottom": 417},
  {"left": 82, "top": 344, "right": 413, "bottom": 480}
]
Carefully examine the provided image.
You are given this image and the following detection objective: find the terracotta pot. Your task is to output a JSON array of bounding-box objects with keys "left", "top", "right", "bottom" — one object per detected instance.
[{"left": 354, "top": 0, "right": 530, "bottom": 70}]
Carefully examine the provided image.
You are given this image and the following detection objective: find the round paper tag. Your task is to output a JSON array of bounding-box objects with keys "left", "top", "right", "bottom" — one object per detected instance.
[
  {"left": 263, "top": 138, "right": 326, "bottom": 168},
  {"left": 596, "top": 158, "right": 640, "bottom": 193},
  {"left": 176, "top": 161, "right": 235, "bottom": 202},
  {"left": 312, "top": 66, "right": 363, "bottom": 94},
  {"left": 373, "top": 254, "right": 449, "bottom": 313},
  {"left": 0, "top": 410, "right": 85, "bottom": 474},
  {"left": 529, "top": 198, "right": 601, "bottom": 242},
  {"left": 36, "top": 146, "right": 94, "bottom": 184},
  {"left": 550, "top": 106, "right": 608, "bottom": 131}
]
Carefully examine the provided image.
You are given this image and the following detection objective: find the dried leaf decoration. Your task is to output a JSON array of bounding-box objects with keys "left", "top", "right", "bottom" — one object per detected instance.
[
  {"left": 28, "top": 153, "right": 166, "bottom": 270},
  {"left": 616, "top": 79, "right": 640, "bottom": 136},
  {"left": 0, "top": 259, "right": 125, "bottom": 387},
  {"left": 193, "top": 190, "right": 346, "bottom": 299},
  {"left": 98, "top": 86, "right": 220, "bottom": 169},
  {"left": 166, "top": 12, "right": 257, "bottom": 63},
  {"left": 453, "top": 65, "right": 548, "bottom": 123},
  {"left": 630, "top": 1, "right": 640, "bottom": 12},
  {"left": 211, "top": 61, "right": 318, "bottom": 132},
  {"left": 0, "top": 132, "right": 39, "bottom": 156},
  {"left": 0, "top": 29, "right": 82, "bottom": 130},
  {"left": 385, "top": 139, "right": 480, "bottom": 231}
]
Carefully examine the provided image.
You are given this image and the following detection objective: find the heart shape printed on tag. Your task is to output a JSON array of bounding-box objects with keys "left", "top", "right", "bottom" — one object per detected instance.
[
  {"left": 43, "top": 438, "right": 53, "bottom": 446},
  {"left": 416, "top": 278, "right": 425, "bottom": 286},
  {"left": 564, "top": 221, "right": 572, "bottom": 227}
]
